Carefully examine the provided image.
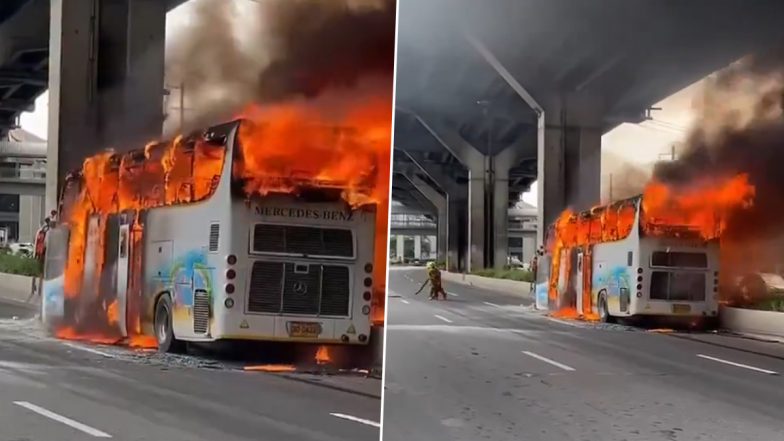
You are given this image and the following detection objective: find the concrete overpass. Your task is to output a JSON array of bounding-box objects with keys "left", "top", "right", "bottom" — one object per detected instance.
[
  {"left": 0, "top": 0, "right": 187, "bottom": 210},
  {"left": 393, "top": 0, "right": 784, "bottom": 272}
]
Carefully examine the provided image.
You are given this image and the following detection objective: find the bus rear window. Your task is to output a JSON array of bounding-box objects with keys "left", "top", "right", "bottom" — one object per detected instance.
[
  {"left": 650, "top": 271, "right": 706, "bottom": 301},
  {"left": 253, "top": 224, "right": 354, "bottom": 258},
  {"left": 651, "top": 252, "right": 707, "bottom": 268}
]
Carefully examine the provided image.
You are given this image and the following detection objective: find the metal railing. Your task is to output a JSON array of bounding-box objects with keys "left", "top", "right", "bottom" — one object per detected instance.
[
  {"left": 390, "top": 214, "right": 437, "bottom": 229},
  {"left": 0, "top": 168, "right": 46, "bottom": 180}
]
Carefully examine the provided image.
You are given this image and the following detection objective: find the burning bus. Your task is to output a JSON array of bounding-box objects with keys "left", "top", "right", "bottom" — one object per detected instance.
[
  {"left": 42, "top": 119, "right": 383, "bottom": 353},
  {"left": 533, "top": 174, "right": 754, "bottom": 324}
]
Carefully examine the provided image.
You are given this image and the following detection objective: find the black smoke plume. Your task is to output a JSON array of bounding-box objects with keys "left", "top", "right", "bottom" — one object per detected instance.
[
  {"left": 653, "top": 50, "right": 784, "bottom": 242},
  {"left": 165, "top": 0, "right": 396, "bottom": 134}
]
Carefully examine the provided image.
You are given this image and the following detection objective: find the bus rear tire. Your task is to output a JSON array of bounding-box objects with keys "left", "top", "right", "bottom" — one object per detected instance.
[
  {"left": 155, "top": 294, "right": 185, "bottom": 354},
  {"left": 598, "top": 292, "right": 613, "bottom": 324}
]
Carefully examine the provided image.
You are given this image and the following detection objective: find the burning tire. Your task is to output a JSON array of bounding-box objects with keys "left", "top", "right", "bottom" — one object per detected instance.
[{"left": 155, "top": 294, "right": 185, "bottom": 354}]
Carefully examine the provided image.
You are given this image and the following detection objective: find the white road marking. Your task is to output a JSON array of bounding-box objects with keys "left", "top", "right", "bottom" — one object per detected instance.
[
  {"left": 447, "top": 292, "right": 459, "bottom": 297},
  {"left": 434, "top": 314, "right": 453, "bottom": 323},
  {"left": 329, "top": 413, "right": 381, "bottom": 428},
  {"left": 61, "top": 342, "right": 116, "bottom": 359},
  {"left": 483, "top": 301, "right": 500, "bottom": 307},
  {"left": 696, "top": 354, "right": 778, "bottom": 375},
  {"left": 400, "top": 299, "right": 410, "bottom": 304},
  {"left": 522, "top": 351, "right": 576, "bottom": 372},
  {"left": 13, "top": 401, "right": 112, "bottom": 438}
]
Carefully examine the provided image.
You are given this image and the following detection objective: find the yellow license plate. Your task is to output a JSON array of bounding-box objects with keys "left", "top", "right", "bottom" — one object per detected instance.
[
  {"left": 672, "top": 304, "right": 692, "bottom": 314},
  {"left": 288, "top": 322, "right": 322, "bottom": 338}
]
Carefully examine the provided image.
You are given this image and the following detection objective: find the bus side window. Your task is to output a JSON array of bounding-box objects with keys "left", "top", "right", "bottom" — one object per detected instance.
[{"left": 627, "top": 251, "right": 633, "bottom": 267}]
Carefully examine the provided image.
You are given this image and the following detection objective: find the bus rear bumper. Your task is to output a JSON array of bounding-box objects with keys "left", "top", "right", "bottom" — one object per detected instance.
[
  {"left": 211, "top": 314, "right": 372, "bottom": 345},
  {"left": 632, "top": 300, "right": 719, "bottom": 318}
]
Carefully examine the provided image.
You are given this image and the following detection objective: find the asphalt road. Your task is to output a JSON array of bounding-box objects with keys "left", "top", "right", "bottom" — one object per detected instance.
[
  {"left": 0, "top": 300, "right": 380, "bottom": 441},
  {"left": 382, "top": 267, "right": 784, "bottom": 441}
]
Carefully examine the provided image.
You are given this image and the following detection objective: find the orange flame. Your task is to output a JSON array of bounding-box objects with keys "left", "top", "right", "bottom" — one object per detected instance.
[
  {"left": 234, "top": 89, "right": 391, "bottom": 324},
  {"left": 641, "top": 174, "right": 755, "bottom": 240},
  {"left": 106, "top": 300, "right": 119, "bottom": 326},
  {"left": 244, "top": 365, "right": 297, "bottom": 373},
  {"left": 55, "top": 326, "right": 120, "bottom": 345},
  {"left": 315, "top": 345, "right": 331, "bottom": 365},
  {"left": 127, "top": 335, "right": 158, "bottom": 349}
]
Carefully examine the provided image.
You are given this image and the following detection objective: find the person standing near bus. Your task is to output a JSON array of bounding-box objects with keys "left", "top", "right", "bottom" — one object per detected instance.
[
  {"left": 34, "top": 217, "right": 50, "bottom": 264},
  {"left": 530, "top": 254, "right": 538, "bottom": 293}
]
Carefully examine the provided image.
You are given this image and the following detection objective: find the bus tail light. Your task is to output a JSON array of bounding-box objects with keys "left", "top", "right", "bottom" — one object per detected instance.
[
  {"left": 362, "top": 305, "right": 371, "bottom": 315},
  {"left": 364, "top": 263, "right": 373, "bottom": 273},
  {"left": 224, "top": 298, "right": 235, "bottom": 309},
  {"left": 227, "top": 255, "right": 237, "bottom": 265},
  {"left": 341, "top": 334, "right": 349, "bottom": 343},
  {"left": 358, "top": 334, "right": 368, "bottom": 343},
  {"left": 637, "top": 267, "right": 643, "bottom": 274},
  {"left": 226, "top": 269, "right": 236, "bottom": 280},
  {"left": 363, "top": 277, "right": 372, "bottom": 288},
  {"left": 363, "top": 291, "right": 372, "bottom": 301},
  {"left": 225, "top": 283, "right": 235, "bottom": 294}
]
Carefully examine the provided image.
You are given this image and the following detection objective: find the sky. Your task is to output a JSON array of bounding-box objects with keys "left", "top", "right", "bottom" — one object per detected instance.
[{"left": 19, "top": 0, "right": 702, "bottom": 209}]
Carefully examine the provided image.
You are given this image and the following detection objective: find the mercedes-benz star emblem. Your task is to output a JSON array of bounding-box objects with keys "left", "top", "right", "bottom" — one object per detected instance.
[{"left": 293, "top": 281, "right": 308, "bottom": 295}]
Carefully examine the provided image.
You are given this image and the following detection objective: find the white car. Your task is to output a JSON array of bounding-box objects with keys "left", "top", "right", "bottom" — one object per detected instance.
[{"left": 8, "top": 243, "right": 33, "bottom": 256}]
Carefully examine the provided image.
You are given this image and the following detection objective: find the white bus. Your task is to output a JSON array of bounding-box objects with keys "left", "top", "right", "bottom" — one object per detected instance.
[
  {"left": 534, "top": 195, "right": 720, "bottom": 324},
  {"left": 43, "top": 120, "right": 379, "bottom": 353}
]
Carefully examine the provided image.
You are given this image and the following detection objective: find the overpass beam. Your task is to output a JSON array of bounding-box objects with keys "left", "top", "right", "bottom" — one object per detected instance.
[
  {"left": 402, "top": 151, "right": 467, "bottom": 273},
  {"left": 405, "top": 116, "right": 487, "bottom": 271},
  {"left": 47, "top": 0, "right": 166, "bottom": 211},
  {"left": 407, "top": 175, "right": 447, "bottom": 265},
  {"left": 465, "top": 33, "right": 603, "bottom": 245}
]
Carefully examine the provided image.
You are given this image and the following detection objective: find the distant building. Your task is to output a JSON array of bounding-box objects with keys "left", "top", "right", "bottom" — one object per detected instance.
[{"left": 1, "top": 129, "right": 46, "bottom": 243}]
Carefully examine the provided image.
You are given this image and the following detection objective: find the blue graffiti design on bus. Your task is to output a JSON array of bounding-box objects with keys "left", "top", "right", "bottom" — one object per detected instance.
[
  {"left": 592, "top": 266, "right": 630, "bottom": 298},
  {"left": 535, "top": 282, "right": 549, "bottom": 310},
  {"left": 148, "top": 250, "right": 215, "bottom": 307},
  {"left": 42, "top": 275, "right": 65, "bottom": 319}
]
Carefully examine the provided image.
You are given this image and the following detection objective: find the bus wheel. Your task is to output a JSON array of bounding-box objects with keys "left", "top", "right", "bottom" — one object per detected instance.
[
  {"left": 155, "top": 294, "right": 185, "bottom": 354},
  {"left": 598, "top": 292, "right": 613, "bottom": 323}
]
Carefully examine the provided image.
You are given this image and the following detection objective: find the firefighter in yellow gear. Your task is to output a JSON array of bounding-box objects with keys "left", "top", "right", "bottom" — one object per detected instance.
[{"left": 415, "top": 262, "right": 447, "bottom": 300}]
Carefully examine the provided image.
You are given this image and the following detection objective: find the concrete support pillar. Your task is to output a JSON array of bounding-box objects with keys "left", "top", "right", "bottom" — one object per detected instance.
[
  {"left": 47, "top": 0, "right": 166, "bottom": 211},
  {"left": 408, "top": 175, "right": 447, "bottom": 264},
  {"left": 466, "top": 164, "right": 486, "bottom": 272},
  {"left": 446, "top": 199, "right": 466, "bottom": 272},
  {"left": 492, "top": 161, "right": 510, "bottom": 269},
  {"left": 571, "top": 128, "right": 601, "bottom": 211},
  {"left": 537, "top": 94, "right": 604, "bottom": 245},
  {"left": 414, "top": 235, "right": 422, "bottom": 259},
  {"left": 395, "top": 235, "right": 404, "bottom": 261}
]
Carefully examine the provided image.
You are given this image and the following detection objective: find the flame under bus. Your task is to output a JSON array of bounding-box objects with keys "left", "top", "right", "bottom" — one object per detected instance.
[
  {"left": 42, "top": 120, "right": 378, "bottom": 351},
  {"left": 534, "top": 196, "right": 720, "bottom": 322}
]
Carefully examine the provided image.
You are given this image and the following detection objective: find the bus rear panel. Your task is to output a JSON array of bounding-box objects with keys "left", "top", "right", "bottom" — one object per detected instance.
[
  {"left": 213, "top": 194, "right": 377, "bottom": 344},
  {"left": 633, "top": 238, "right": 719, "bottom": 318}
]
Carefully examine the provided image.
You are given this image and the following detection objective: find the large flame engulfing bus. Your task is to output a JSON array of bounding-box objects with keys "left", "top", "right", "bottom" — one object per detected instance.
[
  {"left": 534, "top": 174, "right": 754, "bottom": 324},
  {"left": 42, "top": 110, "right": 390, "bottom": 353}
]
